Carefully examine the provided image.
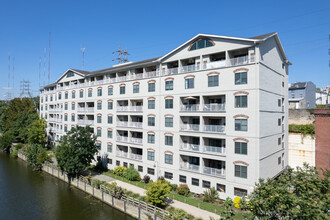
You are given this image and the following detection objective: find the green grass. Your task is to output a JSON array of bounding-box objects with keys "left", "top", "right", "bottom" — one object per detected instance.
[{"left": 102, "top": 171, "right": 247, "bottom": 218}]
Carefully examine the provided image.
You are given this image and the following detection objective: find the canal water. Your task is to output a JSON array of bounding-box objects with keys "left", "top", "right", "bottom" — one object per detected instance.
[{"left": 0, "top": 152, "right": 135, "bottom": 220}]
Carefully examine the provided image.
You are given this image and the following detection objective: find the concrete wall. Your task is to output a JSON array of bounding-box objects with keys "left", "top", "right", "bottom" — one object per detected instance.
[
  {"left": 288, "top": 109, "right": 314, "bottom": 125},
  {"left": 288, "top": 133, "right": 315, "bottom": 168}
]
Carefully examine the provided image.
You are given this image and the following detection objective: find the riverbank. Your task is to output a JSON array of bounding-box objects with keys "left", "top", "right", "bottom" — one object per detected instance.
[{"left": 17, "top": 151, "right": 168, "bottom": 220}]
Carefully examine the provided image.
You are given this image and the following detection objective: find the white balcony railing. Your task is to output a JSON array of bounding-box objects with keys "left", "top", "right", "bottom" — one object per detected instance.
[
  {"left": 116, "top": 136, "right": 129, "bottom": 143},
  {"left": 203, "top": 167, "right": 226, "bottom": 178},
  {"left": 117, "top": 121, "right": 129, "bottom": 127},
  {"left": 203, "top": 60, "right": 226, "bottom": 69},
  {"left": 116, "top": 151, "right": 128, "bottom": 158},
  {"left": 181, "top": 64, "right": 201, "bottom": 73},
  {"left": 48, "top": 118, "right": 56, "bottom": 122},
  {"left": 204, "top": 125, "right": 225, "bottom": 133},
  {"left": 117, "top": 106, "right": 129, "bottom": 112},
  {"left": 203, "top": 146, "right": 226, "bottom": 155},
  {"left": 180, "top": 143, "right": 200, "bottom": 152},
  {"left": 180, "top": 104, "right": 200, "bottom": 112},
  {"left": 130, "top": 137, "right": 143, "bottom": 144},
  {"left": 203, "top": 104, "right": 225, "bottom": 112},
  {"left": 129, "top": 153, "right": 142, "bottom": 161},
  {"left": 129, "top": 122, "right": 143, "bottom": 128},
  {"left": 180, "top": 124, "right": 200, "bottom": 132},
  {"left": 180, "top": 163, "right": 200, "bottom": 172},
  {"left": 77, "top": 119, "right": 94, "bottom": 125},
  {"left": 117, "top": 106, "right": 143, "bottom": 112}
]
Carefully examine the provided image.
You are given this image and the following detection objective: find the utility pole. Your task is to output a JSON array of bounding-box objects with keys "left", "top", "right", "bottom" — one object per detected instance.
[
  {"left": 112, "top": 46, "right": 129, "bottom": 64},
  {"left": 19, "top": 80, "right": 33, "bottom": 99}
]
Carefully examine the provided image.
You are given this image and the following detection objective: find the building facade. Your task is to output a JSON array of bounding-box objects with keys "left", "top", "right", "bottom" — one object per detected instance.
[
  {"left": 288, "top": 81, "right": 316, "bottom": 109},
  {"left": 40, "top": 33, "right": 289, "bottom": 199}
]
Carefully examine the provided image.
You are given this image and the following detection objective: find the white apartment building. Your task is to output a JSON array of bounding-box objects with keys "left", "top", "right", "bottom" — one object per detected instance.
[{"left": 40, "top": 32, "right": 289, "bottom": 199}]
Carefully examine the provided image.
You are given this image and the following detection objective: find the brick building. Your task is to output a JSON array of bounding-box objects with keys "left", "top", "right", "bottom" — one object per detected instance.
[{"left": 314, "top": 109, "right": 330, "bottom": 171}]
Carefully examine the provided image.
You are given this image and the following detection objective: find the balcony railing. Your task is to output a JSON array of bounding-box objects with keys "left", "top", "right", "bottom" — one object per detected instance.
[
  {"left": 180, "top": 104, "right": 200, "bottom": 112},
  {"left": 203, "top": 104, "right": 225, "bottom": 112},
  {"left": 180, "top": 124, "right": 200, "bottom": 132},
  {"left": 129, "top": 153, "right": 142, "bottom": 161},
  {"left": 117, "top": 121, "right": 129, "bottom": 127},
  {"left": 77, "top": 119, "right": 94, "bottom": 125},
  {"left": 204, "top": 125, "right": 225, "bottom": 133},
  {"left": 180, "top": 143, "right": 200, "bottom": 152},
  {"left": 48, "top": 118, "right": 57, "bottom": 122},
  {"left": 203, "top": 167, "right": 226, "bottom": 178},
  {"left": 117, "top": 106, "right": 143, "bottom": 112},
  {"left": 116, "top": 151, "right": 128, "bottom": 158},
  {"left": 203, "top": 146, "right": 226, "bottom": 155},
  {"left": 129, "top": 122, "right": 143, "bottom": 128},
  {"left": 77, "top": 107, "right": 94, "bottom": 113},
  {"left": 130, "top": 137, "right": 143, "bottom": 144},
  {"left": 116, "top": 136, "right": 129, "bottom": 143},
  {"left": 180, "top": 163, "right": 200, "bottom": 172}
]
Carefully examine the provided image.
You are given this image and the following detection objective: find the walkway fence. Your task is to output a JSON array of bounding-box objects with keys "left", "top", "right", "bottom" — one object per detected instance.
[{"left": 17, "top": 151, "right": 170, "bottom": 220}]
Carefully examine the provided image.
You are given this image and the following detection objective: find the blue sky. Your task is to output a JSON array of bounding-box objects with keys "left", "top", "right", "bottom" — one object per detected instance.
[{"left": 0, "top": 0, "right": 329, "bottom": 98}]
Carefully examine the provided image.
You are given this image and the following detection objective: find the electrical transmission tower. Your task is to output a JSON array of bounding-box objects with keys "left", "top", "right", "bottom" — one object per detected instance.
[
  {"left": 112, "top": 46, "right": 129, "bottom": 64},
  {"left": 19, "top": 80, "right": 33, "bottom": 98},
  {"left": 81, "top": 44, "right": 86, "bottom": 70}
]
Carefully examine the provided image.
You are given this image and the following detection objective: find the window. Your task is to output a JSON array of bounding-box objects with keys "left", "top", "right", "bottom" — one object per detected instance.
[
  {"left": 278, "top": 156, "right": 281, "bottom": 165},
  {"left": 97, "top": 102, "right": 102, "bottom": 110},
  {"left": 165, "top": 172, "right": 173, "bottom": 180},
  {"left": 97, "top": 115, "right": 102, "bottom": 123},
  {"left": 45, "top": 114, "right": 47, "bottom": 119},
  {"left": 192, "top": 178, "right": 199, "bottom": 186},
  {"left": 235, "top": 96, "right": 248, "bottom": 108},
  {"left": 41, "top": 98, "right": 43, "bottom": 103},
  {"left": 45, "top": 105, "right": 48, "bottom": 111},
  {"left": 133, "top": 84, "right": 139, "bottom": 93},
  {"left": 278, "top": 118, "right": 281, "bottom": 126},
  {"left": 72, "top": 92, "right": 75, "bottom": 99},
  {"left": 45, "top": 96, "right": 48, "bottom": 102},
  {"left": 217, "top": 184, "right": 226, "bottom": 193},
  {"left": 235, "top": 119, "right": 248, "bottom": 131},
  {"left": 64, "top": 103, "right": 68, "bottom": 110},
  {"left": 235, "top": 165, "right": 247, "bottom": 178},
  {"left": 165, "top": 135, "right": 173, "bottom": 146},
  {"left": 108, "top": 87, "right": 113, "bottom": 95},
  {"left": 107, "top": 144, "right": 112, "bottom": 153},
  {"left": 202, "top": 180, "right": 211, "bottom": 188},
  {"left": 97, "top": 88, "right": 102, "bottom": 96},
  {"left": 138, "top": 165, "right": 143, "bottom": 172},
  {"left": 165, "top": 117, "right": 173, "bottom": 127},
  {"left": 120, "top": 86, "right": 125, "bottom": 94},
  {"left": 185, "top": 78, "right": 194, "bottom": 89},
  {"left": 234, "top": 188, "right": 247, "bottom": 197},
  {"left": 97, "top": 129, "right": 101, "bottom": 137},
  {"left": 179, "top": 175, "right": 186, "bottom": 183},
  {"left": 65, "top": 93, "right": 68, "bottom": 99},
  {"left": 116, "top": 160, "right": 120, "bottom": 166},
  {"left": 50, "top": 96, "right": 53, "bottom": 102},
  {"left": 88, "top": 90, "right": 92, "bottom": 97},
  {"left": 67, "top": 72, "right": 74, "bottom": 77},
  {"left": 278, "top": 99, "right": 281, "bottom": 107},
  {"left": 79, "top": 90, "right": 83, "bottom": 98},
  {"left": 165, "top": 99, "right": 173, "bottom": 109},
  {"left": 208, "top": 75, "right": 219, "bottom": 87},
  {"left": 58, "top": 94, "right": 62, "bottom": 100},
  {"left": 235, "top": 142, "right": 248, "bottom": 155},
  {"left": 189, "top": 39, "right": 214, "bottom": 51},
  {"left": 64, "top": 115, "right": 68, "bottom": 121},
  {"left": 165, "top": 154, "right": 173, "bottom": 164},
  {"left": 235, "top": 72, "right": 247, "bottom": 85},
  {"left": 107, "top": 130, "right": 112, "bottom": 138},
  {"left": 165, "top": 80, "right": 173, "bottom": 91},
  {"left": 147, "top": 151, "right": 155, "bottom": 161},
  {"left": 148, "top": 100, "right": 155, "bottom": 109},
  {"left": 148, "top": 82, "right": 155, "bottom": 92},
  {"left": 123, "top": 162, "right": 127, "bottom": 168},
  {"left": 108, "top": 101, "right": 113, "bottom": 110},
  {"left": 148, "top": 134, "right": 155, "bottom": 144},
  {"left": 71, "top": 103, "right": 75, "bottom": 110},
  {"left": 108, "top": 115, "right": 113, "bottom": 124},
  {"left": 148, "top": 117, "right": 155, "bottom": 126},
  {"left": 71, "top": 115, "right": 75, "bottom": 122},
  {"left": 108, "top": 158, "right": 112, "bottom": 164},
  {"left": 147, "top": 168, "right": 155, "bottom": 175},
  {"left": 64, "top": 126, "right": 68, "bottom": 132},
  {"left": 278, "top": 137, "right": 281, "bottom": 145},
  {"left": 41, "top": 106, "right": 43, "bottom": 111}
]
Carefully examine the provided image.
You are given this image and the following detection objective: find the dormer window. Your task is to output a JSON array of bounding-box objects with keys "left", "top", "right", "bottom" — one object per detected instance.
[
  {"left": 189, "top": 39, "right": 214, "bottom": 51},
  {"left": 67, "top": 72, "right": 74, "bottom": 78}
]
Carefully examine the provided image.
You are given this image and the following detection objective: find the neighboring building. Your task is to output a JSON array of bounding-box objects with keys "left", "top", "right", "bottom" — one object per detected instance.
[
  {"left": 316, "top": 90, "right": 330, "bottom": 105},
  {"left": 40, "top": 32, "right": 289, "bottom": 199},
  {"left": 288, "top": 81, "right": 316, "bottom": 109},
  {"left": 314, "top": 109, "right": 330, "bottom": 171}
]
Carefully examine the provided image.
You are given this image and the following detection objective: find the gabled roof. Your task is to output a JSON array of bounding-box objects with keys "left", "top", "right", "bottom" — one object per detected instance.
[
  {"left": 249, "top": 32, "right": 276, "bottom": 40},
  {"left": 55, "top": 69, "right": 88, "bottom": 83},
  {"left": 289, "top": 82, "right": 307, "bottom": 90}
]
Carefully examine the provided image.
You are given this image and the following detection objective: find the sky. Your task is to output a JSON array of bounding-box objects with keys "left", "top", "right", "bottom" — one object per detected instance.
[{"left": 0, "top": 0, "right": 329, "bottom": 99}]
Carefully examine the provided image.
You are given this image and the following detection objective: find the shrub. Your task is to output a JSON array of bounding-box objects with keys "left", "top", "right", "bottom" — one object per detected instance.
[
  {"left": 113, "top": 166, "right": 127, "bottom": 177},
  {"left": 125, "top": 166, "right": 140, "bottom": 181},
  {"left": 143, "top": 175, "right": 150, "bottom": 184},
  {"left": 170, "top": 184, "right": 178, "bottom": 191},
  {"left": 289, "top": 124, "right": 315, "bottom": 135},
  {"left": 146, "top": 180, "right": 171, "bottom": 207},
  {"left": 176, "top": 184, "right": 190, "bottom": 196},
  {"left": 203, "top": 187, "right": 219, "bottom": 203},
  {"left": 233, "top": 196, "right": 241, "bottom": 208},
  {"left": 103, "top": 182, "right": 124, "bottom": 199},
  {"left": 94, "top": 160, "right": 108, "bottom": 172},
  {"left": 219, "top": 197, "right": 235, "bottom": 219},
  {"left": 15, "top": 143, "right": 24, "bottom": 150},
  {"left": 91, "top": 179, "right": 104, "bottom": 189},
  {"left": 10, "top": 148, "right": 18, "bottom": 158},
  {"left": 167, "top": 207, "right": 191, "bottom": 220}
]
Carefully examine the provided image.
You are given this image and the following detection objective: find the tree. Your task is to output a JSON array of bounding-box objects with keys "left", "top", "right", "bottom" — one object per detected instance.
[
  {"left": 247, "top": 164, "right": 329, "bottom": 219},
  {"left": 26, "top": 144, "right": 50, "bottom": 171},
  {"left": 125, "top": 165, "right": 140, "bottom": 181},
  {"left": 0, "top": 131, "right": 14, "bottom": 152},
  {"left": 219, "top": 197, "right": 236, "bottom": 219},
  {"left": 28, "top": 118, "right": 47, "bottom": 146},
  {"left": 146, "top": 179, "right": 171, "bottom": 207},
  {"left": 55, "top": 126, "right": 99, "bottom": 177}
]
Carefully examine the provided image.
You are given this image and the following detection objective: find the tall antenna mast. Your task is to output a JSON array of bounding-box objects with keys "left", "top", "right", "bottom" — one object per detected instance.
[
  {"left": 81, "top": 43, "right": 85, "bottom": 70},
  {"left": 112, "top": 45, "right": 129, "bottom": 64},
  {"left": 48, "top": 32, "right": 51, "bottom": 84},
  {"left": 7, "top": 52, "right": 11, "bottom": 101},
  {"left": 12, "top": 57, "right": 15, "bottom": 98},
  {"left": 43, "top": 47, "right": 46, "bottom": 86},
  {"left": 39, "top": 57, "right": 41, "bottom": 89}
]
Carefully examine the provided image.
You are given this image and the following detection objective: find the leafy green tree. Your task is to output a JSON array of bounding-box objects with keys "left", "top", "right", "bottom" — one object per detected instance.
[
  {"left": 125, "top": 165, "right": 140, "bottom": 181},
  {"left": 247, "top": 164, "right": 329, "bottom": 219},
  {"left": 55, "top": 126, "right": 99, "bottom": 177},
  {"left": 146, "top": 179, "right": 171, "bottom": 207},
  {"left": 28, "top": 118, "right": 47, "bottom": 146},
  {"left": 0, "top": 131, "right": 14, "bottom": 152},
  {"left": 26, "top": 144, "right": 50, "bottom": 171},
  {"left": 219, "top": 197, "right": 236, "bottom": 219}
]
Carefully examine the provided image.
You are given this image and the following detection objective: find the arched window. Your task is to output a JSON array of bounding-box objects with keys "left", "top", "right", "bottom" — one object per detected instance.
[{"left": 189, "top": 39, "right": 214, "bottom": 51}]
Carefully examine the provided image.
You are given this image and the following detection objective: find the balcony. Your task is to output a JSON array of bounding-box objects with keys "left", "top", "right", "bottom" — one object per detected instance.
[
  {"left": 203, "top": 146, "right": 226, "bottom": 155},
  {"left": 117, "top": 121, "right": 128, "bottom": 127},
  {"left": 56, "top": 118, "right": 63, "bottom": 123},
  {"left": 203, "top": 125, "right": 225, "bottom": 133},
  {"left": 180, "top": 124, "right": 200, "bottom": 132},
  {"left": 116, "top": 151, "right": 128, "bottom": 158},
  {"left": 130, "top": 137, "right": 143, "bottom": 145},
  {"left": 48, "top": 118, "right": 56, "bottom": 123},
  {"left": 117, "top": 106, "right": 143, "bottom": 112},
  {"left": 77, "top": 119, "right": 94, "bottom": 125},
  {"left": 180, "top": 104, "right": 200, "bottom": 112},
  {"left": 116, "top": 136, "right": 129, "bottom": 143},
  {"left": 202, "top": 167, "right": 226, "bottom": 178},
  {"left": 78, "top": 107, "right": 94, "bottom": 113},
  {"left": 180, "top": 163, "right": 200, "bottom": 172},
  {"left": 180, "top": 104, "right": 226, "bottom": 112},
  {"left": 180, "top": 143, "right": 200, "bottom": 152},
  {"left": 129, "top": 153, "right": 142, "bottom": 161}
]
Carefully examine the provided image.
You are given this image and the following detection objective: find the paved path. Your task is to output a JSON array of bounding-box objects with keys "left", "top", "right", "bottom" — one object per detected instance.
[{"left": 92, "top": 175, "right": 219, "bottom": 220}]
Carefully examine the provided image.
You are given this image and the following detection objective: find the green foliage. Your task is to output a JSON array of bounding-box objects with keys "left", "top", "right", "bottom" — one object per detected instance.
[
  {"left": 0, "top": 131, "right": 14, "bottom": 152},
  {"left": 103, "top": 182, "right": 124, "bottom": 199},
  {"left": 91, "top": 179, "right": 104, "bottom": 189},
  {"left": 219, "top": 197, "right": 236, "bottom": 219},
  {"left": 113, "top": 166, "right": 127, "bottom": 177},
  {"left": 176, "top": 184, "right": 190, "bottom": 196},
  {"left": 26, "top": 144, "right": 50, "bottom": 171},
  {"left": 233, "top": 197, "right": 241, "bottom": 209},
  {"left": 55, "top": 126, "right": 99, "bottom": 177},
  {"left": 166, "top": 206, "right": 192, "bottom": 220},
  {"left": 125, "top": 166, "right": 140, "bottom": 181},
  {"left": 170, "top": 184, "right": 178, "bottom": 191},
  {"left": 289, "top": 124, "right": 315, "bottom": 135},
  {"left": 203, "top": 187, "right": 219, "bottom": 203},
  {"left": 143, "top": 175, "right": 150, "bottom": 184},
  {"left": 28, "top": 118, "right": 47, "bottom": 146},
  {"left": 146, "top": 179, "right": 171, "bottom": 207},
  {"left": 316, "top": 104, "right": 327, "bottom": 108},
  {"left": 247, "top": 164, "right": 329, "bottom": 219},
  {"left": 10, "top": 148, "right": 18, "bottom": 158}
]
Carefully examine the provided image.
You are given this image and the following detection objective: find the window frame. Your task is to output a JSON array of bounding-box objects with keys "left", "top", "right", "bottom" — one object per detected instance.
[
  {"left": 235, "top": 142, "right": 248, "bottom": 155},
  {"left": 235, "top": 72, "right": 248, "bottom": 85},
  {"left": 235, "top": 119, "right": 248, "bottom": 131}
]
